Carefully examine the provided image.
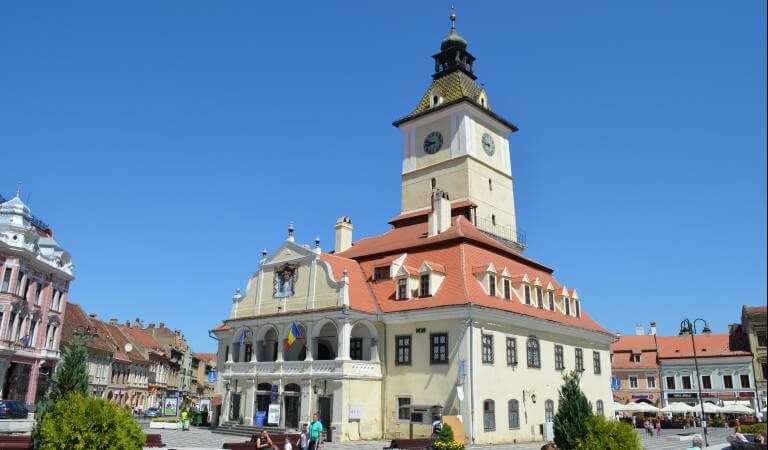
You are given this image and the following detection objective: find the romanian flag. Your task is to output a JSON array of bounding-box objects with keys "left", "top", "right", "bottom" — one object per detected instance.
[{"left": 285, "top": 322, "right": 302, "bottom": 350}]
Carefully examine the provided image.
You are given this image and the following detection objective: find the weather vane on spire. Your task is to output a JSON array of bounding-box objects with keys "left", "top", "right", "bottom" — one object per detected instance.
[{"left": 450, "top": 4, "right": 457, "bottom": 29}]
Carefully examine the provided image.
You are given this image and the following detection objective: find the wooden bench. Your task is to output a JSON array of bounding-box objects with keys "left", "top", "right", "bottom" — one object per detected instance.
[
  {"left": 729, "top": 436, "right": 768, "bottom": 450},
  {"left": 223, "top": 433, "right": 300, "bottom": 450},
  {"left": 383, "top": 438, "right": 435, "bottom": 450},
  {"left": 144, "top": 433, "right": 167, "bottom": 448},
  {"left": 0, "top": 434, "right": 34, "bottom": 450}
]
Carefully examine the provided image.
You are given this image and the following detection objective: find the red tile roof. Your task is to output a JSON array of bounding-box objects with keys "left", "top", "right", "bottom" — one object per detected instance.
[
  {"left": 319, "top": 253, "right": 380, "bottom": 313},
  {"left": 388, "top": 200, "right": 477, "bottom": 225},
  {"left": 656, "top": 334, "right": 752, "bottom": 359},
  {"left": 195, "top": 352, "right": 217, "bottom": 361},
  {"left": 611, "top": 335, "right": 657, "bottom": 352},
  {"left": 124, "top": 327, "right": 163, "bottom": 351},
  {"left": 743, "top": 305, "right": 767, "bottom": 315},
  {"left": 611, "top": 335, "right": 660, "bottom": 369},
  {"left": 61, "top": 303, "right": 117, "bottom": 353}
]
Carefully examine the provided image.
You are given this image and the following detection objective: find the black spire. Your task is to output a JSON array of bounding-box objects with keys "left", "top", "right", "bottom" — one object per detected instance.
[{"left": 432, "top": 8, "right": 476, "bottom": 80}]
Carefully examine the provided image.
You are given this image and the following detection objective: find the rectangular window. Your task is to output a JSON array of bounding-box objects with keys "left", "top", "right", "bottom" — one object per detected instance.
[
  {"left": 630, "top": 353, "right": 641, "bottom": 363},
  {"left": 757, "top": 331, "right": 767, "bottom": 347},
  {"left": 548, "top": 291, "right": 555, "bottom": 311},
  {"left": 536, "top": 287, "right": 543, "bottom": 308},
  {"left": 1, "top": 268, "right": 11, "bottom": 292},
  {"left": 647, "top": 375, "right": 656, "bottom": 388},
  {"left": 554, "top": 345, "right": 565, "bottom": 370},
  {"left": 682, "top": 376, "right": 692, "bottom": 390},
  {"left": 506, "top": 337, "right": 517, "bottom": 366},
  {"left": 396, "top": 335, "right": 411, "bottom": 365},
  {"left": 723, "top": 375, "right": 733, "bottom": 389},
  {"left": 483, "top": 400, "right": 496, "bottom": 431},
  {"left": 419, "top": 274, "right": 430, "bottom": 297},
  {"left": 575, "top": 300, "right": 581, "bottom": 317},
  {"left": 593, "top": 351, "right": 601, "bottom": 375},
  {"left": 14, "top": 272, "right": 23, "bottom": 295},
  {"left": 489, "top": 276, "right": 496, "bottom": 296},
  {"left": 430, "top": 333, "right": 448, "bottom": 364},
  {"left": 702, "top": 375, "right": 712, "bottom": 389},
  {"left": 397, "top": 279, "right": 408, "bottom": 300},
  {"left": 508, "top": 400, "right": 520, "bottom": 429},
  {"left": 564, "top": 297, "right": 570, "bottom": 315},
  {"left": 350, "top": 338, "right": 363, "bottom": 360},
  {"left": 575, "top": 348, "right": 584, "bottom": 372},
  {"left": 666, "top": 376, "right": 676, "bottom": 389},
  {"left": 482, "top": 334, "right": 494, "bottom": 364},
  {"left": 740, "top": 374, "right": 751, "bottom": 388},
  {"left": 373, "top": 266, "right": 389, "bottom": 281},
  {"left": 34, "top": 282, "right": 43, "bottom": 305},
  {"left": 524, "top": 285, "right": 531, "bottom": 305},
  {"left": 629, "top": 376, "right": 639, "bottom": 389},
  {"left": 397, "top": 397, "right": 411, "bottom": 421},
  {"left": 503, "top": 279, "right": 511, "bottom": 300}
]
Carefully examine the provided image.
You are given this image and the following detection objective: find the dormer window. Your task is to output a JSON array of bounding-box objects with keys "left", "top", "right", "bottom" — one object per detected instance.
[
  {"left": 397, "top": 278, "right": 408, "bottom": 300},
  {"left": 630, "top": 353, "right": 641, "bottom": 363},
  {"left": 489, "top": 276, "right": 496, "bottom": 296},
  {"left": 419, "top": 274, "right": 430, "bottom": 297},
  {"left": 503, "top": 279, "right": 511, "bottom": 300},
  {"left": 575, "top": 300, "right": 581, "bottom": 317},
  {"left": 564, "top": 297, "right": 571, "bottom": 315},
  {"left": 547, "top": 291, "right": 555, "bottom": 311},
  {"left": 536, "top": 287, "right": 543, "bottom": 309},
  {"left": 524, "top": 285, "right": 531, "bottom": 305},
  {"left": 373, "top": 266, "right": 390, "bottom": 281}
]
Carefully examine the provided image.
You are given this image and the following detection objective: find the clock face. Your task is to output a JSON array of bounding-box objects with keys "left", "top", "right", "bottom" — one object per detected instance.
[
  {"left": 481, "top": 132, "right": 495, "bottom": 156},
  {"left": 424, "top": 131, "right": 443, "bottom": 155}
]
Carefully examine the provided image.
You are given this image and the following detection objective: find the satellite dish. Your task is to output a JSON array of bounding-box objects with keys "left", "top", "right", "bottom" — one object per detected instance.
[{"left": 124, "top": 343, "right": 133, "bottom": 353}]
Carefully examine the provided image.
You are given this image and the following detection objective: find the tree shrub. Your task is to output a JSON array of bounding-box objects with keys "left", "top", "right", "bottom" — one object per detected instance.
[
  {"left": 553, "top": 371, "right": 592, "bottom": 450},
  {"left": 575, "top": 415, "right": 641, "bottom": 450},
  {"left": 38, "top": 393, "right": 144, "bottom": 450},
  {"left": 437, "top": 423, "right": 454, "bottom": 443},
  {"left": 741, "top": 423, "right": 767, "bottom": 434}
]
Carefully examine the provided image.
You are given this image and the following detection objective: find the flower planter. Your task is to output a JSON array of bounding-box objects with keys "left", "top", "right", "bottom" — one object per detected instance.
[{"left": 149, "top": 421, "right": 182, "bottom": 430}]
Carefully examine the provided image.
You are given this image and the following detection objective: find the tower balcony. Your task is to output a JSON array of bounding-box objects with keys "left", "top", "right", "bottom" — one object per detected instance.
[{"left": 475, "top": 217, "right": 527, "bottom": 252}]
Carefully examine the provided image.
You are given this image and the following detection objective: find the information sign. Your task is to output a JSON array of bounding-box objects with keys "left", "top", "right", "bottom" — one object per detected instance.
[{"left": 267, "top": 403, "right": 281, "bottom": 425}]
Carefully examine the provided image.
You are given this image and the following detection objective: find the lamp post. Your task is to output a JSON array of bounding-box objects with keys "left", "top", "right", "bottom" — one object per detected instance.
[{"left": 679, "top": 318, "right": 711, "bottom": 447}]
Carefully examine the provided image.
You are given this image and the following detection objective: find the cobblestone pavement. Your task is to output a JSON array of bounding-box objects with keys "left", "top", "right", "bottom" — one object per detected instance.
[{"left": 143, "top": 426, "right": 736, "bottom": 450}]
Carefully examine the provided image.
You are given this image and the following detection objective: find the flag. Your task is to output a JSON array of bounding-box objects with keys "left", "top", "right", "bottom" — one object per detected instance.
[
  {"left": 239, "top": 330, "right": 247, "bottom": 346},
  {"left": 284, "top": 322, "right": 302, "bottom": 350}
]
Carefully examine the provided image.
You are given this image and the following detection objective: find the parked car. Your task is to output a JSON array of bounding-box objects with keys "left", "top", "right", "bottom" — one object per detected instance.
[
  {"left": 145, "top": 407, "right": 162, "bottom": 418},
  {"left": 0, "top": 400, "right": 29, "bottom": 419}
]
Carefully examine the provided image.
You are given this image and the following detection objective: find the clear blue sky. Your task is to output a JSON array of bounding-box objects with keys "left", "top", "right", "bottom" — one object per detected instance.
[{"left": 1, "top": 2, "right": 765, "bottom": 352}]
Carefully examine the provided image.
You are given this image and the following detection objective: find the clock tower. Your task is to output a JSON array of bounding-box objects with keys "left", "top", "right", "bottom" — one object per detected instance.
[{"left": 393, "top": 12, "right": 524, "bottom": 250}]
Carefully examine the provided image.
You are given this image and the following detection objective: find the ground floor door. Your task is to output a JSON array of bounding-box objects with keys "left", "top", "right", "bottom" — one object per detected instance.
[
  {"left": 3, "top": 363, "right": 30, "bottom": 402},
  {"left": 284, "top": 394, "right": 300, "bottom": 429},
  {"left": 318, "top": 396, "right": 333, "bottom": 442},
  {"left": 231, "top": 393, "right": 241, "bottom": 421}
]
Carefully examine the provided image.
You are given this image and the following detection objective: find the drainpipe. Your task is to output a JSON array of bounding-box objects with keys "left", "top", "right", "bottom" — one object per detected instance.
[
  {"left": 467, "top": 306, "right": 476, "bottom": 444},
  {"left": 380, "top": 314, "right": 387, "bottom": 439}
]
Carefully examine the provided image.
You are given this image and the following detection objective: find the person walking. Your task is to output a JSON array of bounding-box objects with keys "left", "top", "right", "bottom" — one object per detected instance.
[
  {"left": 308, "top": 413, "right": 324, "bottom": 450},
  {"left": 643, "top": 418, "right": 652, "bottom": 437},
  {"left": 296, "top": 423, "right": 309, "bottom": 450},
  {"left": 654, "top": 417, "right": 661, "bottom": 437},
  {"left": 431, "top": 416, "right": 443, "bottom": 440}
]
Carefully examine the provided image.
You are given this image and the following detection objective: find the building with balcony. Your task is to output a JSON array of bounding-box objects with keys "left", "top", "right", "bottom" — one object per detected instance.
[
  {"left": 210, "top": 13, "right": 615, "bottom": 445},
  {"left": 741, "top": 305, "right": 767, "bottom": 412},
  {"left": 0, "top": 192, "right": 73, "bottom": 405}
]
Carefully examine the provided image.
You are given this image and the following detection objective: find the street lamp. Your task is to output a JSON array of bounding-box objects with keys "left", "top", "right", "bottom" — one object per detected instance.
[{"left": 679, "top": 318, "right": 711, "bottom": 447}]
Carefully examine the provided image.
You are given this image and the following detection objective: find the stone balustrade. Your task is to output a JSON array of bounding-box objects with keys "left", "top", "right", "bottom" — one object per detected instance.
[{"left": 224, "top": 359, "right": 382, "bottom": 379}]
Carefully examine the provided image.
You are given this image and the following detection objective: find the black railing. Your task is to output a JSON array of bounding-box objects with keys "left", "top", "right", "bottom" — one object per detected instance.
[{"left": 475, "top": 217, "right": 527, "bottom": 246}]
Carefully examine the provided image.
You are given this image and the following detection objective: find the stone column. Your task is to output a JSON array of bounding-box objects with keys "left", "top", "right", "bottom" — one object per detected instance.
[
  {"left": 243, "top": 379, "right": 256, "bottom": 425},
  {"left": 336, "top": 320, "right": 351, "bottom": 361},
  {"left": 304, "top": 333, "right": 314, "bottom": 361},
  {"left": 369, "top": 337, "right": 379, "bottom": 362},
  {"left": 25, "top": 361, "right": 40, "bottom": 405},
  {"left": 276, "top": 340, "right": 284, "bottom": 362},
  {"left": 227, "top": 341, "right": 235, "bottom": 363}
]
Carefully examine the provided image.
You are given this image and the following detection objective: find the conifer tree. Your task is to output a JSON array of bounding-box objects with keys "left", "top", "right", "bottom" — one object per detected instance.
[
  {"left": 50, "top": 336, "right": 90, "bottom": 401},
  {"left": 553, "top": 371, "right": 592, "bottom": 450}
]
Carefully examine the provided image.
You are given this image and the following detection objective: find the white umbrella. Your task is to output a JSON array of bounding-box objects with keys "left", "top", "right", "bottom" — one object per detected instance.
[
  {"left": 613, "top": 402, "right": 629, "bottom": 412},
  {"left": 693, "top": 402, "right": 722, "bottom": 414},
  {"left": 618, "top": 402, "right": 659, "bottom": 413},
  {"left": 661, "top": 402, "right": 694, "bottom": 414},
  {"left": 720, "top": 403, "right": 754, "bottom": 414}
]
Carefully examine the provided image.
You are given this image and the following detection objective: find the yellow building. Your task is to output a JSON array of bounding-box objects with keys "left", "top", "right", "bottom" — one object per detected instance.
[{"left": 211, "top": 13, "right": 614, "bottom": 445}]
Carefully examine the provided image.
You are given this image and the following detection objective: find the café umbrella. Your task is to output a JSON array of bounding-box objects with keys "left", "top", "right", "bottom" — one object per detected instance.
[
  {"left": 661, "top": 402, "right": 695, "bottom": 414},
  {"left": 720, "top": 403, "right": 754, "bottom": 414},
  {"left": 693, "top": 402, "right": 722, "bottom": 414},
  {"left": 615, "top": 402, "right": 659, "bottom": 413}
]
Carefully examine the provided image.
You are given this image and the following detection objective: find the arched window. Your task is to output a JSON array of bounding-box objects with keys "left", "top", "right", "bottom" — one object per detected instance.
[
  {"left": 527, "top": 337, "right": 540, "bottom": 368},
  {"left": 483, "top": 399, "right": 495, "bottom": 431},
  {"left": 596, "top": 400, "right": 604, "bottom": 417},
  {"left": 507, "top": 399, "right": 519, "bottom": 429},
  {"left": 545, "top": 399, "right": 555, "bottom": 422}
]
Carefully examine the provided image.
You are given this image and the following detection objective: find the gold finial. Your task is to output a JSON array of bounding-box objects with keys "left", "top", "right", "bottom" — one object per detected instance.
[{"left": 450, "top": 5, "right": 457, "bottom": 28}]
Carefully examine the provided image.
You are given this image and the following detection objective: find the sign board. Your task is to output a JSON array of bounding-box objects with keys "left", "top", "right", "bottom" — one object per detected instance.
[
  {"left": 668, "top": 393, "right": 698, "bottom": 399},
  {"left": 267, "top": 403, "right": 281, "bottom": 425},
  {"left": 255, "top": 411, "right": 267, "bottom": 426},
  {"left": 631, "top": 394, "right": 652, "bottom": 399},
  {"left": 611, "top": 377, "right": 621, "bottom": 390},
  {"left": 271, "top": 385, "right": 279, "bottom": 402},
  {"left": 349, "top": 404, "right": 363, "bottom": 420},
  {"left": 163, "top": 397, "right": 179, "bottom": 416},
  {"left": 207, "top": 371, "right": 217, "bottom": 383},
  {"left": 738, "top": 392, "right": 755, "bottom": 398}
]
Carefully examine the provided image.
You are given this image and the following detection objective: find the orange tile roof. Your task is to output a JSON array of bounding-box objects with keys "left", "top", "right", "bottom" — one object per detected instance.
[
  {"left": 612, "top": 350, "right": 660, "bottom": 369},
  {"left": 104, "top": 323, "right": 148, "bottom": 363},
  {"left": 388, "top": 200, "right": 477, "bottom": 225},
  {"left": 656, "top": 334, "right": 752, "bottom": 359},
  {"left": 424, "top": 261, "right": 446, "bottom": 274},
  {"left": 611, "top": 335, "right": 657, "bottom": 352},
  {"left": 743, "top": 305, "right": 767, "bottom": 315},
  {"left": 319, "top": 253, "right": 380, "bottom": 313},
  {"left": 211, "top": 323, "right": 230, "bottom": 332},
  {"left": 61, "top": 303, "right": 117, "bottom": 353},
  {"left": 195, "top": 352, "right": 217, "bottom": 361},
  {"left": 124, "top": 327, "right": 162, "bottom": 351}
]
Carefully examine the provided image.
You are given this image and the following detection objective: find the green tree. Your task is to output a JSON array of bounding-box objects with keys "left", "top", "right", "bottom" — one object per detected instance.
[
  {"left": 575, "top": 415, "right": 641, "bottom": 450},
  {"left": 553, "top": 371, "right": 592, "bottom": 450},
  {"left": 38, "top": 393, "right": 144, "bottom": 450},
  {"left": 437, "top": 422, "right": 454, "bottom": 443}
]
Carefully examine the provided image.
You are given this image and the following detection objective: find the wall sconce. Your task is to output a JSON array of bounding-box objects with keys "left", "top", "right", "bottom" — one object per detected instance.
[
  {"left": 312, "top": 383, "right": 320, "bottom": 395},
  {"left": 531, "top": 394, "right": 537, "bottom": 404},
  {"left": 224, "top": 381, "right": 231, "bottom": 392}
]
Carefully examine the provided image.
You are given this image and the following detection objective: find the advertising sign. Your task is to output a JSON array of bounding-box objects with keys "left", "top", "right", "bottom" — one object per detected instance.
[
  {"left": 611, "top": 377, "right": 621, "bottom": 390},
  {"left": 207, "top": 371, "right": 217, "bottom": 383},
  {"left": 668, "top": 393, "right": 698, "bottom": 399},
  {"left": 267, "top": 403, "right": 281, "bottom": 425},
  {"left": 163, "top": 397, "right": 179, "bottom": 416},
  {"left": 255, "top": 411, "right": 266, "bottom": 426}
]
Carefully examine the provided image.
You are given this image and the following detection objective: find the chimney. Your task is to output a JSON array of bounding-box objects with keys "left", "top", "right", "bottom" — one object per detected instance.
[
  {"left": 89, "top": 313, "right": 97, "bottom": 319},
  {"left": 125, "top": 320, "right": 131, "bottom": 328},
  {"left": 635, "top": 323, "right": 644, "bottom": 336},
  {"left": 428, "top": 189, "right": 451, "bottom": 237},
  {"left": 148, "top": 323, "right": 155, "bottom": 329},
  {"left": 109, "top": 318, "right": 118, "bottom": 325},
  {"left": 649, "top": 322, "right": 657, "bottom": 335},
  {"left": 159, "top": 323, "right": 165, "bottom": 329},
  {"left": 334, "top": 217, "right": 353, "bottom": 253}
]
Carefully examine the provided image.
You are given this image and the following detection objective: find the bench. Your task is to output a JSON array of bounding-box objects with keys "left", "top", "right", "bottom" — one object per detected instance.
[
  {"left": 145, "top": 433, "right": 167, "bottom": 448},
  {"left": 223, "top": 433, "right": 300, "bottom": 450},
  {"left": 0, "top": 435, "right": 34, "bottom": 450},
  {"left": 729, "top": 435, "right": 768, "bottom": 450},
  {"left": 383, "top": 438, "right": 435, "bottom": 450}
]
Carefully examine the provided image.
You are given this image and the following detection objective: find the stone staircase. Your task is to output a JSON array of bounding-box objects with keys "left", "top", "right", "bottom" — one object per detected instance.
[{"left": 212, "top": 422, "right": 289, "bottom": 438}]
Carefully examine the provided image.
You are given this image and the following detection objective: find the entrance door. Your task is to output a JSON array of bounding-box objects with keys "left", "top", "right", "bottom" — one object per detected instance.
[
  {"left": 318, "top": 396, "right": 332, "bottom": 442},
  {"left": 231, "top": 394, "right": 241, "bottom": 421},
  {"left": 284, "top": 395, "right": 300, "bottom": 429}
]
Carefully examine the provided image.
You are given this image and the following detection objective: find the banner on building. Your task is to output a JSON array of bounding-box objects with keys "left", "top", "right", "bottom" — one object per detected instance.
[{"left": 163, "top": 397, "right": 179, "bottom": 416}]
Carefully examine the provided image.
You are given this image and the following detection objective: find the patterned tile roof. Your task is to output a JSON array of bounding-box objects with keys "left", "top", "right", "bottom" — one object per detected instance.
[{"left": 410, "top": 71, "right": 485, "bottom": 117}]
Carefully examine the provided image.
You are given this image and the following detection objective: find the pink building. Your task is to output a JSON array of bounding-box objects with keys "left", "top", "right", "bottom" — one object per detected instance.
[{"left": 0, "top": 192, "right": 73, "bottom": 405}]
